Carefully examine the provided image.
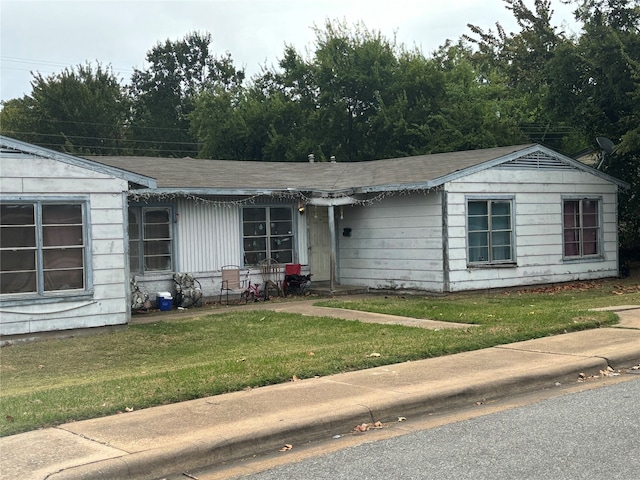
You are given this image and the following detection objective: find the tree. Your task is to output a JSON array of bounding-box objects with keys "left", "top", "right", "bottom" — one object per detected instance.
[
  {"left": 545, "top": 0, "right": 640, "bottom": 253},
  {"left": 0, "top": 63, "right": 129, "bottom": 155},
  {"left": 464, "top": 0, "right": 576, "bottom": 151},
  {"left": 129, "top": 31, "right": 245, "bottom": 157}
]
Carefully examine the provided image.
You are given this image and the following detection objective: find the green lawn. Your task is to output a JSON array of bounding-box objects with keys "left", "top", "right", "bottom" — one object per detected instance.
[{"left": 1, "top": 275, "right": 638, "bottom": 437}]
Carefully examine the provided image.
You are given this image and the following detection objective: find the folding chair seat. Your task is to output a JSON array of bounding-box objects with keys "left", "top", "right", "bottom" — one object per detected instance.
[{"left": 219, "top": 265, "right": 246, "bottom": 304}]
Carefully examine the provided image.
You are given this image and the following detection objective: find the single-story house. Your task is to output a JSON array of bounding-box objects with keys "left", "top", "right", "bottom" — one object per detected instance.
[{"left": 0, "top": 135, "right": 629, "bottom": 337}]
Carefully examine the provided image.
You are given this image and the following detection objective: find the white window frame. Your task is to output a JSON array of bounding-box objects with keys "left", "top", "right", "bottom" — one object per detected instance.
[
  {"left": 562, "top": 197, "right": 602, "bottom": 260},
  {"left": 128, "top": 205, "right": 174, "bottom": 274},
  {"left": 242, "top": 205, "right": 294, "bottom": 266},
  {"left": 466, "top": 196, "right": 516, "bottom": 266},
  {"left": 0, "top": 197, "right": 92, "bottom": 300}
]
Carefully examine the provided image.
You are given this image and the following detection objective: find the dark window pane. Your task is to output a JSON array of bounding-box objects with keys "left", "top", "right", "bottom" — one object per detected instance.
[
  {"left": 491, "top": 231, "right": 511, "bottom": 246},
  {"left": 144, "top": 240, "right": 171, "bottom": 255},
  {"left": 244, "top": 251, "right": 265, "bottom": 265},
  {"left": 144, "top": 209, "right": 170, "bottom": 223},
  {"left": 43, "top": 248, "right": 84, "bottom": 269},
  {"left": 1, "top": 271, "right": 37, "bottom": 293},
  {"left": 244, "top": 237, "right": 266, "bottom": 253},
  {"left": 469, "top": 246, "right": 489, "bottom": 263},
  {"left": 144, "top": 224, "right": 170, "bottom": 240},
  {"left": 492, "top": 246, "right": 512, "bottom": 261},
  {"left": 44, "top": 269, "right": 84, "bottom": 291},
  {"left": 468, "top": 216, "right": 488, "bottom": 231},
  {"left": 1, "top": 250, "right": 36, "bottom": 271},
  {"left": 468, "top": 231, "right": 488, "bottom": 248},
  {"left": 492, "top": 214, "right": 511, "bottom": 230},
  {"left": 244, "top": 221, "right": 266, "bottom": 236},
  {"left": 468, "top": 201, "right": 488, "bottom": 216},
  {"left": 243, "top": 208, "right": 266, "bottom": 222},
  {"left": 0, "top": 226, "right": 36, "bottom": 248},
  {"left": 1, "top": 204, "right": 34, "bottom": 225},
  {"left": 43, "top": 225, "right": 83, "bottom": 246},
  {"left": 145, "top": 255, "right": 171, "bottom": 271},
  {"left": 491, "top": 202, "right": 510, "bottom": 216},
  {"left": 270, "top": 207, "right": 292, "bottom": 221},
  {"left": 42, "top": 204, "right": 82, "bottom": 224},
  {"left": 128, "top": 209, "right": 140, "bottom": 240}
]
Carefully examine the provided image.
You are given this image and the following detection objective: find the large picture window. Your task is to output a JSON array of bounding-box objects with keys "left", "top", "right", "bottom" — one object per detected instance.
[
  {"left": 1, "top": 201, "right": 87, "bottom": 295},
  {"left": 563, "top": 199, "right": 600, "bottom": 258},
  {"left": 129, "top": 206, "right": 173, "bottom": 273},
  {"left": 467, "top": 199, "right": 514, "bottom": 265},
  {"left": 243, "top": 206, "right": 293, "bottom": 265}
]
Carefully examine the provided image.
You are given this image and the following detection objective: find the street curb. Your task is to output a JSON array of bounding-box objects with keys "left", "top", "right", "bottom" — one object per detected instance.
[{"left": 48, "top": 355, "right": 616, "bottom": 480}]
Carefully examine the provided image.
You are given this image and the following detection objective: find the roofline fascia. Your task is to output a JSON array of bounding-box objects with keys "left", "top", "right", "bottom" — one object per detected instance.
[
  {"left": 127, "top": 187, "right": 365, "bottom": 198},
  {"left": 535, "top": 144, "right": 630, "bottom": 190},
  {"left": 129, "top": 187, "right": 296, "bottom": 197},
  {"left": 358, "top": 144, "right": 630, "bottom": 193},
  {"left": 0, "top": 135, "right": 157, "bottom": 188}
]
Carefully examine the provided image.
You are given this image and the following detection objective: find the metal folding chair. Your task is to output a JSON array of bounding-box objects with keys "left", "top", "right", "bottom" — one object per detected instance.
[{"left": 219, "top": 265, "right": 247, "bottom": 304}]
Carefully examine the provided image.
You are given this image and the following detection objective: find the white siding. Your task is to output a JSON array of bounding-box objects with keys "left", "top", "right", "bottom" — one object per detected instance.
[
  {"left": 445, "top": 167, "right": 620, "bottom": 292},
  {"left": 0, "top": 155, "right": 130, "bottom": 336},
  {"left": 338, "top": 192, "right": 444, "bottom": 292},
  {"left": 132, "top": 198, "right": 309, "bottom": 301}
]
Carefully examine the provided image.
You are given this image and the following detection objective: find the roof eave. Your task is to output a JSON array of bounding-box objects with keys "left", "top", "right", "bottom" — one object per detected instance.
[{"left": 0, "top": 135, "right": 157, "bottom": 188}]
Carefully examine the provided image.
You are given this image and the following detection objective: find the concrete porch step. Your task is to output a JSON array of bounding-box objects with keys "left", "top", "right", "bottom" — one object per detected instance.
[{"left": 307, "top": 281, "right": 369, "bottom": 296}]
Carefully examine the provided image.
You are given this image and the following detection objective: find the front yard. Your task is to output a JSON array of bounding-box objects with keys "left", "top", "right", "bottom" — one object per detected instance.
[{"left": 1, "top": 274, "right": 639, "bottom": 437}]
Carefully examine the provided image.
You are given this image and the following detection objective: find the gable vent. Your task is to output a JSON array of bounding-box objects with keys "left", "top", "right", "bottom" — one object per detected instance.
[{"left": 499, "top": 151, "right": 575, "bottom": 170}]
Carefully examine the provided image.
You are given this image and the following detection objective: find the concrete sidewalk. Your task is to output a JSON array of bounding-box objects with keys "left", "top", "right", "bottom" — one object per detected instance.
[{"left": 2, "top": 304, "right": 639, "bottom": 480}]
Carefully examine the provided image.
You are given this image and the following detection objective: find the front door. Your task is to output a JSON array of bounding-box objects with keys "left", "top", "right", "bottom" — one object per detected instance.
[{"left": 309, "top": 206, "right": 331, "bottom": 281}]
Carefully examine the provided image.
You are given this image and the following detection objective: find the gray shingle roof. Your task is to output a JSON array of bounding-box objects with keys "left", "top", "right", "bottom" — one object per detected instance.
[{"left": 86, "top": 144, "right": 535, "bottom": 194}]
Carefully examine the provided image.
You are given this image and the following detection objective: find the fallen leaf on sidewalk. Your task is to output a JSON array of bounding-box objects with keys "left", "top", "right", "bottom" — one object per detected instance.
[{"left": 279, "top": 444, "right": 293, "bottom": 452}]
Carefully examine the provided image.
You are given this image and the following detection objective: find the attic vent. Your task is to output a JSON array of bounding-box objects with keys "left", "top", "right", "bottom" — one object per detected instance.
[{"left": 500, "top": 151, "right": 574, "bottom": 170}]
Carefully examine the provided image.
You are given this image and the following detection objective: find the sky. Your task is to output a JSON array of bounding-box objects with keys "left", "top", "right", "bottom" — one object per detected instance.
[{"left": 0, "top": 0, "right": 580, "bottom": 102}]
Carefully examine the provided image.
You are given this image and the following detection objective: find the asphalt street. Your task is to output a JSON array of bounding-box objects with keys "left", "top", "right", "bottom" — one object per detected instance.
[{"left": 238, "top": 376, "right": 640, "bottom": 480}]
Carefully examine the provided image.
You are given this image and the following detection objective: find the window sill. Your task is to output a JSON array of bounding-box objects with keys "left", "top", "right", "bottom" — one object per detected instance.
[
  {"left": 562, "top": 256, "right": 605, "bottom": 263},
  {"left": 467, "top": 263, "right": 518, "bottom": 269},
  {"left": 0, "top": 291, "right": 94, "bottom": 307}
]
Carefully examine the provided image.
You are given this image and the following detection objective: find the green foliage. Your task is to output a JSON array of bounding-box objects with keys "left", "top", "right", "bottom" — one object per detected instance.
[
  {"left": 129, "top": 31, "right": 245, "bottom": 157},
  {"left": 0, "top": 63, "right": 128, "bottom": 154}
]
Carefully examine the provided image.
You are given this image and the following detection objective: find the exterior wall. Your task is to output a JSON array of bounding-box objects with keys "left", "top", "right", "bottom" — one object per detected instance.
[
  {"left": 133, "top": 197, "right": 309, "bottom": 301},
  {"left": 337, "top": 192, "right": 444, "bottom": 292},
  {"left": 445, "top": 166, "right": 620, "bottom": 292},
  {"left": 0, "top": 154, "right": 130, "bottom": 336}
]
